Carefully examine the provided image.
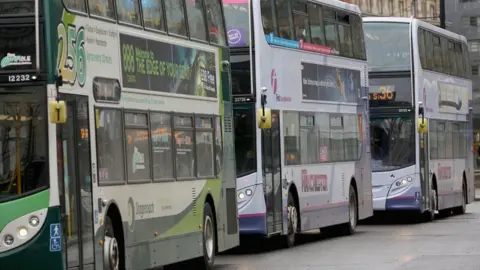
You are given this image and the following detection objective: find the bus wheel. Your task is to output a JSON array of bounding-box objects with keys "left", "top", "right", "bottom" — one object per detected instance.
[
  {"left": 201, "top": 202, "right": 216, "bottom": 269},
  {"left": 454, "top": 182, "right": 467, "bottom": 215},
  {"left": 285, "top": 191, "right": 298, "bottom": 248},
  {"left": 340, "top": 184, "right": 358, "bottom": 235},
  {"left": 103, "top": 216, "right": 120, "bottom": 270},
  {"left": 422, "top": 189, "right": 436, "bottom": 222}
]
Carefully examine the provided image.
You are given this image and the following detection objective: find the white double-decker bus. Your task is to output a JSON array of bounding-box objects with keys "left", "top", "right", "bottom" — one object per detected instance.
[
  {"left": 223, "top": 0, "right": 373, "bottom": 246},
  {"left": 364, "top": 17, "right": 474, "bottom": 221}
]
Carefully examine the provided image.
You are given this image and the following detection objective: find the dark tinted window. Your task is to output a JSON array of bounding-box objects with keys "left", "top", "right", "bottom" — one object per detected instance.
[{"left": 151, "top": 113, "right": 173, "bottom": 180}]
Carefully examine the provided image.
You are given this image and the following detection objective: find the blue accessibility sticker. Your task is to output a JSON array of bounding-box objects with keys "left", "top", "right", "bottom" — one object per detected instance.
[
  {"left": 50, "top": 223, "right": 61, "bottom": 238},
  {"left": 49, "top": 237, "right": 61, "bottom": 252}
]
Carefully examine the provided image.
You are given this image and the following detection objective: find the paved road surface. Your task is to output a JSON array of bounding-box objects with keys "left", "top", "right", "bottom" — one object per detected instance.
[{"left": 215, "top": 202, "right": 480, "bottom": 270}]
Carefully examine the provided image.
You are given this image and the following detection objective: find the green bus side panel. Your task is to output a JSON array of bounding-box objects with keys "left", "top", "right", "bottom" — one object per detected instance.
[
  {"left": 0, "top": 207, "right": 64, "bottom": 270},
  {"left": 0, "top": 189, "right": 50, "bottom": 231},
  {"left": 43, "top": 0, "right": 63, "bottom": 84}
]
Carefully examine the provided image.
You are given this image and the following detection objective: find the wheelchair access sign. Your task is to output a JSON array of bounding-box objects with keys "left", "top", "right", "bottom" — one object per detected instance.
[{"left": 49, "top": 223, "right": 62, "bottom": 252}]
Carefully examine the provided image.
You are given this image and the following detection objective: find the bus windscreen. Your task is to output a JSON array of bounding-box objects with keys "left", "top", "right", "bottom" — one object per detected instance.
[
  {"left": 223, "top": 0, "right": 249, "bottom": 47},
  {"left": 370, "top": 115, "right": 415, "bottom": 172},
  {"left": 364, "top": 22, "right": 411, "bottom": 72}
]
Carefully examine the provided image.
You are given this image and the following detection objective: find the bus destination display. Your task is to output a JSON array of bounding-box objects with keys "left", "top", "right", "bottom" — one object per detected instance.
[
  {"left": 369, "top": 85, "right": 396, "bottom": 101},
  {"left": 119, "top": 33, "right": 217, "bottom": 98}
]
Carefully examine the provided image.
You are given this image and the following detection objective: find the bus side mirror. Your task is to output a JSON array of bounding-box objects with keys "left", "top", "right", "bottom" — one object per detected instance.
[
  {"left": 49, "top": 100, "right": 67, "bottom": 124},
  {"left": 417, "top": 118, "right": 428, "bottom": 134},
  {"left": 257, "top": 108, "right": 272, "bottom": 129}
]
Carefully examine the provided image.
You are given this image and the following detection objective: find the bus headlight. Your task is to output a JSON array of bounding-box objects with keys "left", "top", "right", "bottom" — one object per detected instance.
[
  {"left": 17, "top": 227, "right": 28, "bottom": 238},
  {"left": 4, "top": 234, "right": 14, "bottom": 246},
  {"left": 389, "top": 177, "right": 413, "bottom": 196},
  {"left": 29, "top": 216, "right": 40, "bottom": 227},
  {"left": 245, "top": 189, "right": 253, "bottom": 196},
  {"left": 0, "top": 208, "right": 47, "bottom": 253},
  {"left": 238, "top": 192, "right": 245, "bottom": 200}
]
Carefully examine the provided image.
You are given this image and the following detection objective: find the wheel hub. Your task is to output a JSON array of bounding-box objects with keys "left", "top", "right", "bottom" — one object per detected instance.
[
  {"left": 204, "top": 216, "right": 214, "bottom": 261},
  {"left": 103, "top": 235, "right": 119, "bottom": 270},
  {"left": 287, "top": 205, "right": 298, "bottom": 233}
]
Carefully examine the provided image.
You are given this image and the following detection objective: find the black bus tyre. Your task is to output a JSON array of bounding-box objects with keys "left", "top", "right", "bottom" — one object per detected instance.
[
  {"left": 285, "top": 191, "right": 298, "bottom": 248},
  {"left": 339, "top": 185, "right": 358, "bottom": 235},
  {"left": 103, "top": 216, "right": 121, "bottom": 270},
  {"left": 422, "top": 189, "right": 436, "bottom": 222},
  {"left": 454, "top": 182, "right": 467, "bottom": 215},
  {"left": 201, "top": 202, "right": 216, "bottom": 269}
]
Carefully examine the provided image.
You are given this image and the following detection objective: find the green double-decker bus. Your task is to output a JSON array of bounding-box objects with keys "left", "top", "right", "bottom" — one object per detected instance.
[{"left": 0, "top": 0, "right": 238, "bottom": 269}]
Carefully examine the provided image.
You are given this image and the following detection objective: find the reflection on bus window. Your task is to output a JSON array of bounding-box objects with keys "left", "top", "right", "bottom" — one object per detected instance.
[
  {"left": 95, "top": 109, "right": 125, "bottom": 183},
  {"left": 164, "top": 0, "right": 187, "bottom": 36},
  {"left": 205, "top": 0, "right": 226, "bottom": 45},
  {"left": 308, "top": 4, "right": 325, "bottom": 46},
  {"left": 224, "top": 0, "right": 251, "bottom": 46},
  {"left": 63, "top": 0, "right": 87, "bottom": 12},
  {"left": 89, "top": 0, "right": 115, "bottom": 19},
  {"left": 275, "top": 0, "right": 293, "bottom": 39},
  {"left": 142, "top": 0, "right": 165, "bottom": 30},
  {"left": 117, "top": 0, "right": 141, "bottom": 25},
  {"left": 370, "top": 115, "right": 414, "bottom": 171},
  {"left": 0, "top": 1, "right": 34, "bottom": 16},
  {"left": 364, "top": 22, "right": 411, "bottom": 72},
  {"left": 151, "top": 113, "right": 173, "bottom": 179},
  {"left": 186, "top": 0, "right": 208, "bottom": 41},
  {"left": 0, "top": 91, "right": 48, "bottom": 201}
]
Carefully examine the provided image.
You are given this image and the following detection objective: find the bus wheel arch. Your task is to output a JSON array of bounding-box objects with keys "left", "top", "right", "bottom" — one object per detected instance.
[
  {"left": 463, "top": 171, "right": 468, "bottom": 203},
  {"left": 104, "top": 202, "right": 125, "bottom": 270}
]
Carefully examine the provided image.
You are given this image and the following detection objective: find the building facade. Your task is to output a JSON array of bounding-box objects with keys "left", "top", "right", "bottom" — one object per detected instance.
[
  {"left": 445, "top": 0, "right": 480, "bottom": 172},
  {"left": 342, "top": 0, "right": 440, "bottom": 25}
]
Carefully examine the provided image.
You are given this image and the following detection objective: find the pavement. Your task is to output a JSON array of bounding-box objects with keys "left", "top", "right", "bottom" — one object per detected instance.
[{"left": 215, "top": 202, "right": 480, "bottom": 270}]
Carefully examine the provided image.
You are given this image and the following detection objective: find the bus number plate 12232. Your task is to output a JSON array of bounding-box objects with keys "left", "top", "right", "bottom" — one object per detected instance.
[{"left": 8, "top": 74, "right": 31, "bottom": 82}]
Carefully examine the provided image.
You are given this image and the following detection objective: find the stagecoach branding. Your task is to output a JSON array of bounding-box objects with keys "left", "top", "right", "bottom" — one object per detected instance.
[
  {"left": 438, "top": 165, "right": 452, "bottom": 180},
  {"left": 301, "top": 169, "right": 328, "bottom": 192},
  {"left": 0, "top": 53, "right": 32, "bottom": 68}
]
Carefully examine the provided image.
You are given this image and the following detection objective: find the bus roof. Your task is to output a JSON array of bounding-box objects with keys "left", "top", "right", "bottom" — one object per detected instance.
[
  {"left": 311, "top": 0, "right": 361, "bottom": 15},
  {"left": 363, "top": 16, "right": 467, "bottom": 44}
]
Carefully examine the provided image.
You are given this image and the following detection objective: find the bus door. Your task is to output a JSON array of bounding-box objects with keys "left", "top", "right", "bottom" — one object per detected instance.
[
  {"left": 57, "top": 94, "right": 95, "bottom": 270},
  {"left": 262, "top": 110, "right": 283, "bottom": 234},
  {"left": 419, "top": 119, "right": 430, "bottom": 211}
]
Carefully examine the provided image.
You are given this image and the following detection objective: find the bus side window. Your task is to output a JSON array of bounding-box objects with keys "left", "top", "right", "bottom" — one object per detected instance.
[
  {"left": 292, "top": 1, "right": 310, "bottom": 42},
  {"left": 205, "top": 0, "right": 227, "bottom": 45},
  {"left": 63, "top": 0, "right": 87, "bottom": 12},
  {"left": 441, "top": 36, "right": 450, "bottom": 75},
  {"left": 142, "top": 0, "right": 166, "bottom": 31},
  {"left": 462, "top": 43, "right": 470, "bottom": 78},
  {"left": 88, "top": 0, "right": 116, "bottom": 19},
  {"left": 164, "top": 0, "right": 188, "bottom": 36},
  {"left": 323, "top": 8, "right": 339, "bottom": 52},
  {"left": 432, "top": 34, "right": 443, "bottom": 73},
  {"left": 275, "top": 0, "right": 294, "bottom": 40},
  {"left": 455, "top": 42, "right": 465, "bottom": 77},
  {"left": 418, "top": 29, "right": 426, "bottom": 68},
  {"left": 260, "top": 0, "right": 275, "bottom": 35},
  {"left": 337, "top": 13, "right": 353, "bottom": 58},
  {"left": 424, "top": 31, "right": 434, "bottom": 70},
  {"left": 448, "top": 40, "right": 458, "bottom": 76},
  {"left": 307, "top": 3, "right": 325, "bottom": 46},
  {"left": 185, "top": 0, "right": 208, "bottom": 41},
  {"left": 351, "top": 14, "right": 365, "bottom": 60},
  {"left": 116, "top": 0, "right": 142, "bottom": 25}
]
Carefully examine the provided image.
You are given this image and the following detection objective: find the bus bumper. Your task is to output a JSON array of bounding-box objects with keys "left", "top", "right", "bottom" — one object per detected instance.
[
  {"left": 237, "top": 184, "right": 267, "bottom": 235},
  {"left": 0, "top": 207, "right": 64, "bottom": 270},
  {"left": 373, "top": 185, "right": 423, "bottom": 211}
]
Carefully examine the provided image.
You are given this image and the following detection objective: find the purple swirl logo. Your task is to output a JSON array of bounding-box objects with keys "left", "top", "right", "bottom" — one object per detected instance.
[{"left": 228, "top": 28, "right": 243, "bottom": 46}]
